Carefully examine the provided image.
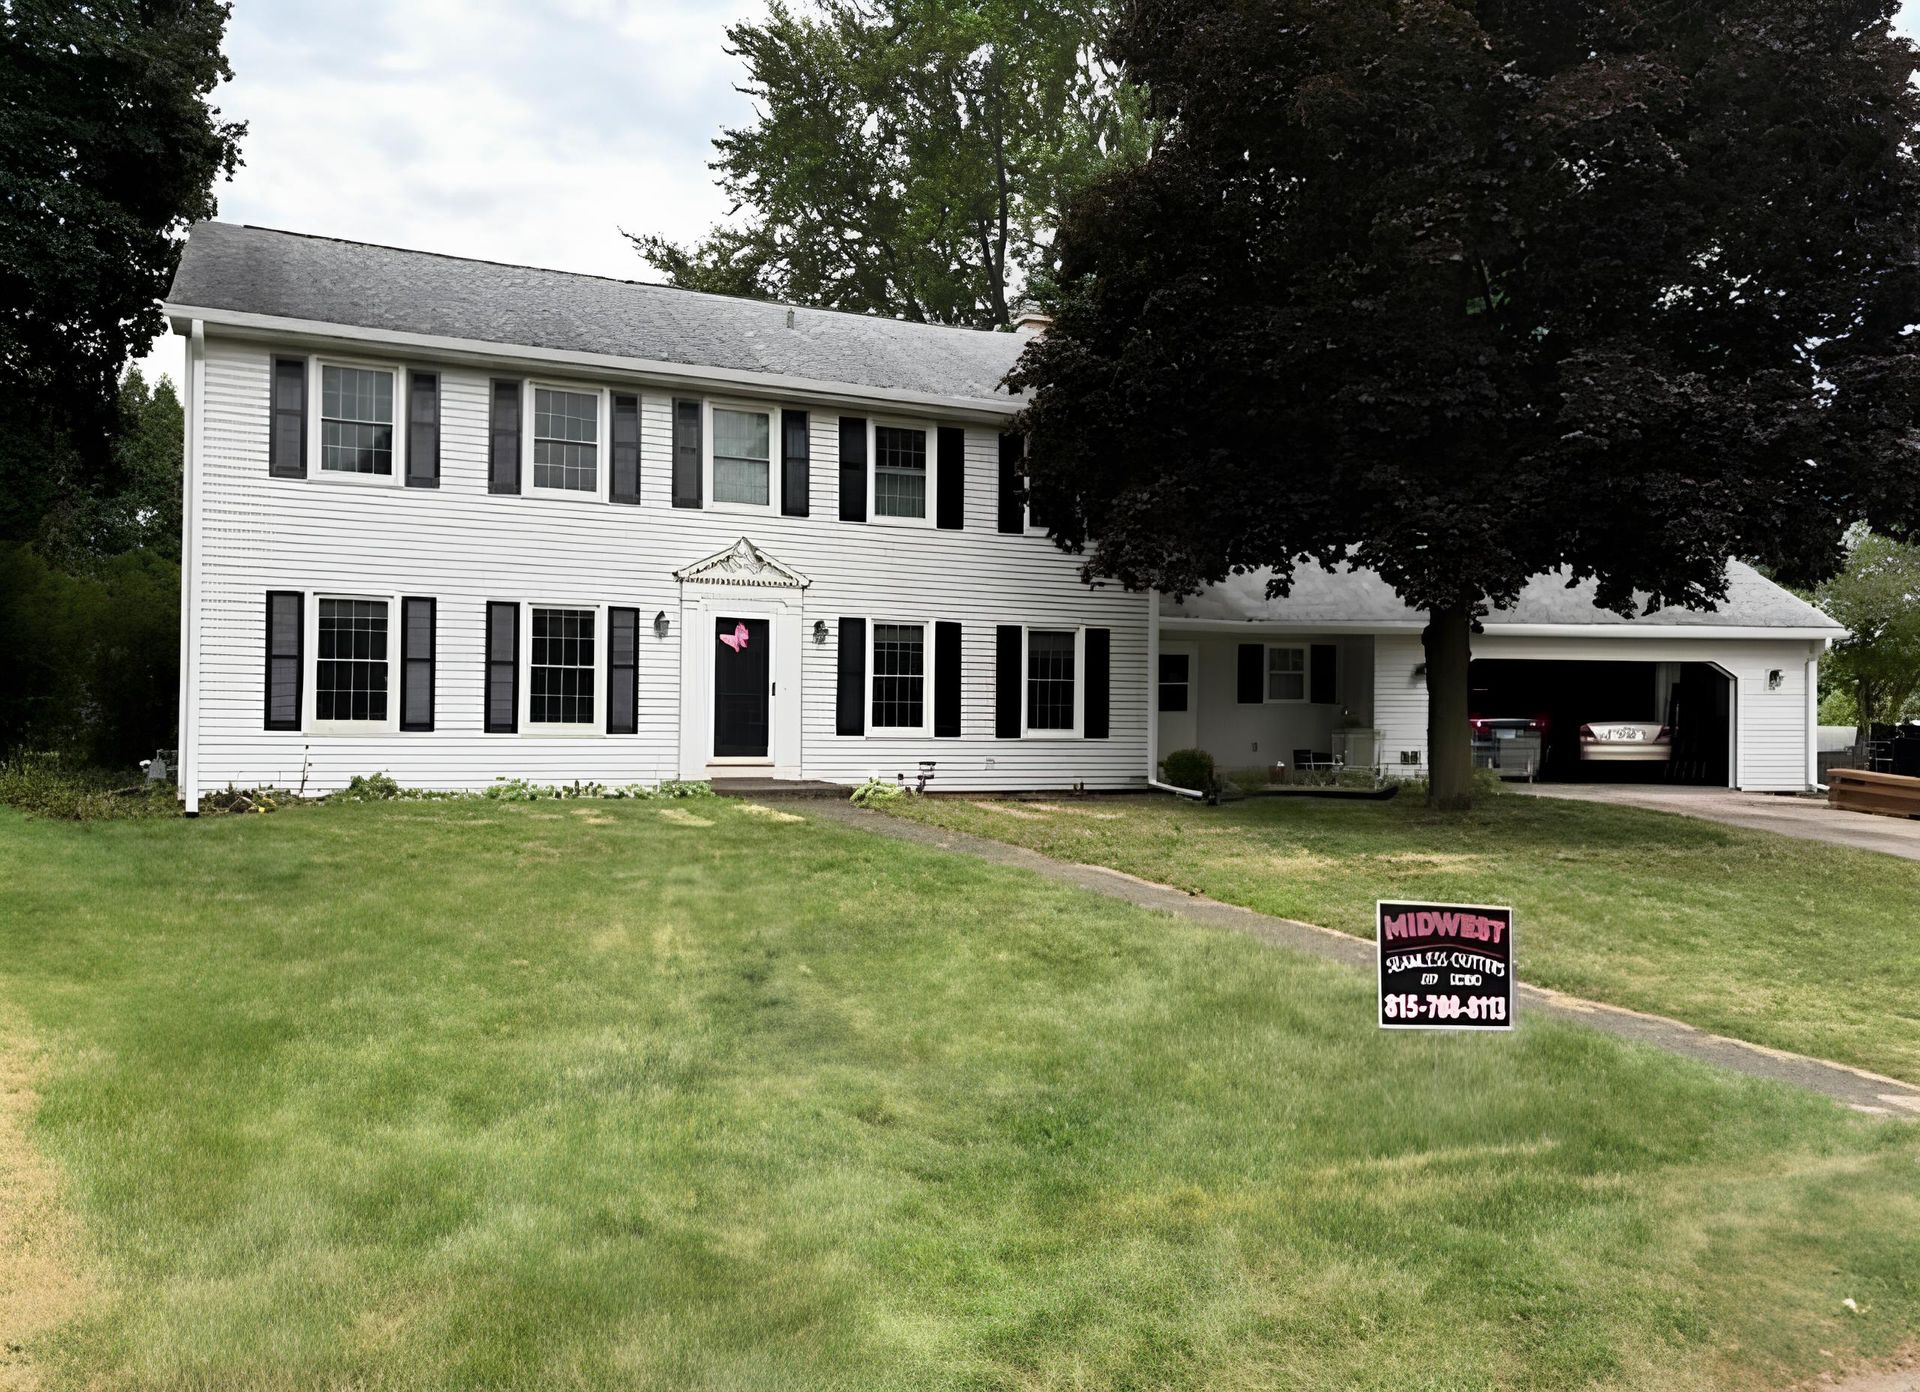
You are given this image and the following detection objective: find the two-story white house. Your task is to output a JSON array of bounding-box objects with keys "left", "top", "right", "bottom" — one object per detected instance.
[{"left": 164, "top": 223, "right": 1839, "bottom": 809}]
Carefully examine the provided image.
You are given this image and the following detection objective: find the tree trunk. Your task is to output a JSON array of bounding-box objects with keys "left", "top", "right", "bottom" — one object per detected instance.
[{"left": 1424, "top": 605, "right": 1474, "bottom": 810}]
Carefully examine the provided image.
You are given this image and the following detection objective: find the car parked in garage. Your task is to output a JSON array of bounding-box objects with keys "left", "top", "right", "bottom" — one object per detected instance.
[
  {"left": 1470, "top": 715, "right": 1547, "bottom": 779},
  {"left": 1578, "top": 720, "right": 1672, "bottom": 762}
]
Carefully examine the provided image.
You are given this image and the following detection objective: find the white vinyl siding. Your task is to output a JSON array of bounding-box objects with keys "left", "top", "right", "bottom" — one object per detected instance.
[{"left": 182, "top": 338, "right": 1149, "bottom": 796}]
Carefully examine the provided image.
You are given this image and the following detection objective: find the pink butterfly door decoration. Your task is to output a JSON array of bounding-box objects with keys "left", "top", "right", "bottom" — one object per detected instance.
[{"left": 718, "top": 622, "right": 750, "bottom": 653}]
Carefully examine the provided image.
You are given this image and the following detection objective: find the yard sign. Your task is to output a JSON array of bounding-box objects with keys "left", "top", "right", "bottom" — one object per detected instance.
[{"left": 1376, "top": 900, "right": 1514, "bottom": 1031}]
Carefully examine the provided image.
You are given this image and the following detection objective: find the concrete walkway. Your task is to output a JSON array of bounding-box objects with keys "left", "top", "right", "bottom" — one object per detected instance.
[
  {"left": 783, "top": 798, "right": 1920, "bottom": 1120},
  {"left": 1512, "top": 783, "right": 1920, "bottom": 862}
]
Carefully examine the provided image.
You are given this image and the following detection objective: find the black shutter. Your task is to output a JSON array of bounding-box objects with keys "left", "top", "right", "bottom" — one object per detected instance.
[
  {"left": 264, "top": 591, "right": 302, "bottom": 729},
  {"left": 995, "top": 625, "right": 1022, "bottom": 738},
  {"left": 836, "top": 617, "right": 865, "bottom": 736},
  {"left": 270, "top": 357, "right": 306, "bottom": 478},
  {"left": 934, "top": 621, "right": 962, "bottom": 738},
  {"left": 1084, "top": 627, "right": 1110, "bottom": 739},
  {"left": 672, "top": 399, "right": 702, "bottom": 508},
  {"left": 406, "top": 371, "right": 439, "bottom": 487},
  {"left": 838, "top": 416, "right": 867, "bottom": 522},
  {"left": 489, "top": 380, "right": 521, "bottom": 494},
  {"left": 936, "top": 426, "right": 965, "bottom": 530},
  {"left": 485, "top": 602, "right": 519, "bottom": 732},
  {"left": 608, "top": 393, "right": 641, "bottom": 505},
  {"left": 781, "top": 409, "right": 810, "bottom": 516},
  {"left": 400, "top": 597, "right": 436, "bottom": 731},
  {"left": 1238, "top": 643, "right": 1265, "bottom": 704},
  {"left": 997, "top": 432, "right": 1024, "bottom": 533},
  {"left": 607, "top": 607, "right": 639, "bottom": 734},
  {"left": 1310, "top": 643, "right": 1338, "bottom": 705}
]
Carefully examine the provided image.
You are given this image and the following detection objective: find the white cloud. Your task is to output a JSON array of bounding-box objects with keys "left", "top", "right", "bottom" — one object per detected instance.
[{"left": 140, "top": 0, "right": 762, "bottom": 386}]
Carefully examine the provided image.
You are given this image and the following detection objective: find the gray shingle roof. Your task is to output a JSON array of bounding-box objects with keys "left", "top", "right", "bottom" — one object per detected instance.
[
  {"left": 1163, "top": 560, "right": 1842, "bottom": 632},
  {"left": 166, "top": 222, "right": 1027, "bottom": 405}
]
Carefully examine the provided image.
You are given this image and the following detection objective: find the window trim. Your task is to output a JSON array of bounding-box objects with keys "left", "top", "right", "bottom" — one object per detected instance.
[
  {"left": 865, "top": 617, "right": 934, "bottom": 737},
  {"left": 308, "top": 356, "right": 406, "bottom": 486},
  {"left": 703, "top": 397, "right": 780, "bottom": 515},
  {"left": 1021, "top": 625, "right": 1084, "bottom": 739},
  {"left": 521, "top": 601, "right": 605, "bottom": 735},
  {"left": 1265, "top": 643, "right": 1309, "bottom": 704},
  {"left": 522, "top": 379, "right": 610, "bottom": 502},
  {"left": 868, "top": 416, "right": 937, "bottom": 529},
  {"left": 306, "top": 591, "right": 401, "bottom": 734}
]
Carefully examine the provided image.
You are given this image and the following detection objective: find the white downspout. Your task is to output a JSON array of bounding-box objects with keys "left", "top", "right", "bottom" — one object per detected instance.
[
  {"left": 178, "top": 320, "right": 205, "bottom": 814},
  {"left": 1142, "top": 588, "right": 1207, "bottom": 798},
  {"left": 1805, "top": 643, "right": 1821, "bottom": 792}
]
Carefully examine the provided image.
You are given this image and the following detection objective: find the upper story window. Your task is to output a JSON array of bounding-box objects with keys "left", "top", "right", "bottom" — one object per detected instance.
[
  {"left": 871, "top": 622, "right": 927, "bottom": 732},
  {"left": 532, "top": 387, "right": 599, "bottom": 494},
  {"left": 320, "top": 365, "right": 395, "bottom": 475},
  {"left": 529, "top": 606, "right": 595, "bottom": 727},
  {"left": 874, "top": 424, "right": 928, "bottom": 520},
  {"left": 1026, "top": 628, "right": 1078, "bottom": 734},
  {"left": 712, "top": 406, "right": 772, "bottom": 507},
  {"left": 1267, "top": 645, "right": 1307, "bottom": 702},
  {"left": 315, "top": 597, "right": 389, "bottom": 724}
]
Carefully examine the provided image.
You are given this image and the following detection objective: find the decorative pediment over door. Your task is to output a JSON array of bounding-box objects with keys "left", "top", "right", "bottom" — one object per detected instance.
[{"left": 672, "top": 537, "right": 812, "bottom": 590}]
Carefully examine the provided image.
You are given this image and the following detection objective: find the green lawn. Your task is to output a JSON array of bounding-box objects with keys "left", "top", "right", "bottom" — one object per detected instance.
[
  {"left": 891, "top": 791, "right": 1920, "bottom": 1084},
  {"left": 3, "top": 798, "right": 1918, "bottom": 1390}
]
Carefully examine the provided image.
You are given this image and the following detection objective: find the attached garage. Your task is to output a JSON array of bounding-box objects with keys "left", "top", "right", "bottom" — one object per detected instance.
[{"left": 1157, "top": 561, "right": 1842, "bottom": 793}]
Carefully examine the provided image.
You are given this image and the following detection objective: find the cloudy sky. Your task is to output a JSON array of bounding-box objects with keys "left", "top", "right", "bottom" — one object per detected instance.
[
  {"left": 140, "top": 0, "right": 1920, "bottom": 386},
  {"left": 141, "top": 0, "right": 764, "bottom": 384}
]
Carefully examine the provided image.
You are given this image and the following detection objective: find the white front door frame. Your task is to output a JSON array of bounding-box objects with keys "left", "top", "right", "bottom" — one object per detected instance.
[{"left": 672, "top": 538, "right": 810, "bottom": 780}]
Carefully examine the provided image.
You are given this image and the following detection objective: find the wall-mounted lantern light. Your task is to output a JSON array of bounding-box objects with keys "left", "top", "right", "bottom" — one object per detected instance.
[
  {"left": 654, "top": 611, "right": 670, "bottom": 640},
  {"left": 812, "top": 620, "right": 828, "bottom": 645},
  {"left": 1768, "top": 668, "right": 1784, "bottom": 690},
  {"left": 1410, "top": 662, "right": 1428, "bottom": 685}
]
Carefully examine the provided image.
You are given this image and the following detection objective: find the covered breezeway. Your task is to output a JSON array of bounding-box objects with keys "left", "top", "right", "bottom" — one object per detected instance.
[{"left": 1469, "top": 657, "right": 1734, "bottom": 786}]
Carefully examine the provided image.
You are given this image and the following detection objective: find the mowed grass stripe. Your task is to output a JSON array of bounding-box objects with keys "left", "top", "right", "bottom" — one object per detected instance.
[
  {"left": 0, "top": 799, "right": 1914, "bottom": 1390},
  {"left": 894, "top": 791, "right": 1920, "bottom": 1084}
]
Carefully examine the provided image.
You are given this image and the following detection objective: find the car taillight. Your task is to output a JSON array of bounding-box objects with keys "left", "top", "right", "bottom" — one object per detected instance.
[
  {"left": 1578, "top": 723, "right": 1596, "bottom": 742},
  {"left": 1656, "top": 725, "right": 1671, "bottom": 742},
  {"left": 1532, "top": 714, "right": 1550, "bottom": 733},
  {"left": 1470, "top": 718, "right": 1488, "bottom": 733}
]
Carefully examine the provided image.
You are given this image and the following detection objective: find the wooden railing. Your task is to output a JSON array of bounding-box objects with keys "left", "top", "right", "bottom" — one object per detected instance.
[{"left": 1828, "top": 767, "right": 1920, "bottom": 820}]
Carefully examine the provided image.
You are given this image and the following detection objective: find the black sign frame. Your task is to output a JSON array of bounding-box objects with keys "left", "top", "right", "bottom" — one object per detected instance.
[{"left": 1376, "top": 900, "right": 1515, "bottom": 1031}]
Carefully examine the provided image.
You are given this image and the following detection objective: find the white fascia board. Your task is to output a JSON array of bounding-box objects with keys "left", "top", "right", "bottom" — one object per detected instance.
[
  {"left": 1157, "top": 616, "right": 1844, "bottom": 641},
  {"left": 164, "top": 303, "right": 1024, "bottom": 423}
]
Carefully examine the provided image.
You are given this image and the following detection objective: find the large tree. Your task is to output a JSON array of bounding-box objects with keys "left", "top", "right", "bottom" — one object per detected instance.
[
  {"left": 631, "top": 0, "right": 1148, "bottom": 327},
  {"left": 0, "top": 0, "right": 243, "bottom": 541},
  {"left": 1817, "top": 531, "right": 1920, "bottom": 741},
  {"left": 1013, "top": 0, "right": 1920, "bottom": 807}
]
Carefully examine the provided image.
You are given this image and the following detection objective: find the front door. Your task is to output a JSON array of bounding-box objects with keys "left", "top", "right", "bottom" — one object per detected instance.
[
  {"left": 1157, "top": 643, "right": 1198, "bottom": 757},
  {"left": 712, "top": 616, "right": 771, "bottom": 758}
]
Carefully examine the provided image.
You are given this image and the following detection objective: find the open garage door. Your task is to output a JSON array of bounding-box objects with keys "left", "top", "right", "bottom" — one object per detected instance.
[{"left": 1468, "top": 659, "right": 1733, "bottom": 786}]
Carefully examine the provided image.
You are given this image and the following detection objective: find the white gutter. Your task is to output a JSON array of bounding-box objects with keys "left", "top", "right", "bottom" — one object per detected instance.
[
  {"left": 1158, "top": 617, "right": 1845, "bottom": 641},
  {"left": 178, "top": 320, "right": 205, "bottom": 815},
  {"left": 162, "top": 303, "right": 1024, "bottom": 423}
]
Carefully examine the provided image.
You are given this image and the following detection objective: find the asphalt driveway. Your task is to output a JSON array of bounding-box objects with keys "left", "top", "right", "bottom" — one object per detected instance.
[{"left": 1513, "top": 784, "right": 1920, "bottom": 861}]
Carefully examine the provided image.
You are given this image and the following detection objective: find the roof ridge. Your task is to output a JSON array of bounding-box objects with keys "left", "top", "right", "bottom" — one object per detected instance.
[{"left": 219, "top": 222, "right": 1013, "bottom": 341}]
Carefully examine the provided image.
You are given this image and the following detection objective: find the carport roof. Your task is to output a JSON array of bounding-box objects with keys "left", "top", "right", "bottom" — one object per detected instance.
[{"left": 1161, "top": 561, "right": 1844, "bottom": 635}]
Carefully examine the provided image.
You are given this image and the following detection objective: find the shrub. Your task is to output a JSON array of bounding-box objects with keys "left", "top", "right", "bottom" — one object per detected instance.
[
  {"left": 1160, "top": 748, "right": 1215, "bottom": 793},
  {"left": 335, "top": 772, "right": 403, "bottom": 802},
  {"left": 0, "top": 751, "right": 177, "bottom": 821},
  {"left": 849, "top": 778, "right": 903, "bottom": 807}
]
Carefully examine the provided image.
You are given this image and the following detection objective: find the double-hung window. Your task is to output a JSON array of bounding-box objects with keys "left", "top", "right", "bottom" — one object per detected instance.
[
  {"left": 870, "top": 622, "right": 928, "bottom": 733},
  {"left": 872, "top": 422, "right": 931, "bottom": 522},
  {"left": 711, "top": 404, "right": 773, "bottom": 507},
  {"left": 314, "top": 597, "right": 390, "bottom": 727},
  {"left": 1026, "top": 628, "right": 1079, "bottom": 735},
  {"left": 1266, "top": 645, "right": 1307, "bottom": 702},
  {"left": 318, "top": 362, "right": 399, "bottom": 478},
  {"left": 528, "top": 606, "right": 596, "bottom": 729},
  {"left": 530, "top": 385, "right": 601, "bottom": 495}
]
